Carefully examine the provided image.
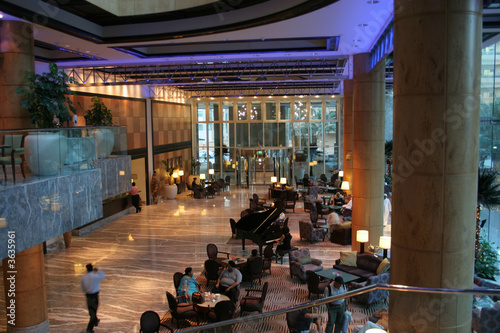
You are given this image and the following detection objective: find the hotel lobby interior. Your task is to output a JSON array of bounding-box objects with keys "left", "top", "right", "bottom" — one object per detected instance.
[{"left": 2, "top": 0, "right": 500, "bottom": 332}]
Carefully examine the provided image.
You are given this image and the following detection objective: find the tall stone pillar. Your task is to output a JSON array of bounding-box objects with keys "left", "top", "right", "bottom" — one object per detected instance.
[
  {"left": 3, "top": 244, "right": 49, "bottom": 332},
  {"left": 391, "top": 1, "right": 481, "bottom": 332},
  {"left": 343, "top": 80, "right": 353, "bottom": 187},
  {"left": 351, "top": 54, "right": 385, "bottom": 251},
  {"left": 0, "top": 20, "right": 34, "bottom": 129}
]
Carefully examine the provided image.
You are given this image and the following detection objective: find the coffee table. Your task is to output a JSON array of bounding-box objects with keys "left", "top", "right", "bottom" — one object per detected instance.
[
  {"left": 315, "top": 268, "right": 360, "bottom": 283},
  {"left": 197, "top": 293, "right": 230, "bottom": 308}
]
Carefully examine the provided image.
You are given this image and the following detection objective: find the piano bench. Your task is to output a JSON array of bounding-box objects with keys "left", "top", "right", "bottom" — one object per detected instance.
[{"left": 276, "top": 247, "right": 299, "bottom": 264}]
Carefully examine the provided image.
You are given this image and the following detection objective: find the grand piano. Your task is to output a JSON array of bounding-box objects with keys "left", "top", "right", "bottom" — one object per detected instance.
[{"left": 235, "top": 206, "right": 285, "bottom": 255}]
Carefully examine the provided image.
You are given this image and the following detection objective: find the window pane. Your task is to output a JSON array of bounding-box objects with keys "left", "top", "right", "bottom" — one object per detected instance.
[
  {"left": 236, "top": 123, "right": 249, "bottom": 147},
  {"left": 223, "top": 101, "right": 233, "bottom": 121},
  {"left": 208, "top": 123, "right": 220, "bottom": 147},
  {"left": 250, "top": 102, "right": 262, "bottom": 120},
  {"left": 310, "top": 122, "right": 323, "bottom": 147},
  {"left": 279, "top": 123, "right": 293, "bottom": 147},
  {"left": 250, "top": 123, "right": 263, "bottom": 146},
  {"left": 264, "top": 123, "right": 278, "bottom": 146},
  {"left": 293, "top": 123, "right": 309, "bottom": 147},
  {"left": 311, "top": 101, "right": 322, "bottom": 120},
  {"left": 294, "top": 100, "right": 308, "bottom": 120},
  {"left": 197, "top": 102, "right": 206, "bottom": 122},
  {"left": 265, "top": 102, "right": 277, "bottom": 120},
  {"left": 222, "top": 123, "right": 234, "bottom": 147},
  {"left": 197, "top": 123, "right": 207, "bottom": 147},
  {"left": 325, "top": 122, "right": 338, "bottom": 161},
  {"left": 209, "top": 102, "right": 219, "bottom": 121},
  {"left": 280, "top": 102, "right": 291, "bottom": 120},
  {"left": 237, "top": 102, "right": 247, "bottom": 120},
  {"left": 326, "top": 100, "right": 337, "bottom": 120}
]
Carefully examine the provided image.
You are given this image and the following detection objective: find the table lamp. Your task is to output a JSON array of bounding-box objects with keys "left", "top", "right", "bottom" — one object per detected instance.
[
  {"left": 379, "top": 236, "right": 391, "bottom": 259},
  {"left": 339, "top": 170, "right": 344, "bottom": 181},
  {"left": 280, "top": 177, "right": 287, "bottom": 186},
  {"left": 341, "top": 181, "right": 350, "bottom": 191},
  {"left": 356, "top": 230, "right": 369, "bottom": 254},
  {"left": 271, "top": 176, "right": 277, "bottom": 187},
  {"left": 208, "top": 168, "right": 214, "bottom": 181}
]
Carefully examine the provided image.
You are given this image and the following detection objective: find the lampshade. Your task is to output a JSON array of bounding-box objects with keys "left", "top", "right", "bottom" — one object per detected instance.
[
  {"left": 313, "top": 160, "right": 318, "bottom": 165},
  {"left": 365, "top": 329, "right": 386, "bottom": 333},
  {"left": 379, "top": 236, "right": 391, "bottom": 249},
  {"left": 209, "top": 169, "right": 215, "bottom": 175},
  {"left": 341, "top": 181, "right": 350, "bottom": 190},
  {"left": 309, "top": 162, "right": 314, "bottom": 166},
  {"left": 356, "top": 230, "right": 369, "bottom": 243},
  {"left": 271, "top": 176, "right": 277, "bottom": 183},
  {"left": 200, "top": 173, "right": 206, "bottom": 180},
  {"left": 280, "top": 177, "right": 287, "bottom": 184},
  {"left": 339, "top": 170, "right": 344, "bottom": 177},
  {"left": 232, "top": 164, "right": 236, "bottom": 169},
  {"left": 178, "top": 170, "right": 184, "bottom": 176},
  {"left": 172, "top": 172, "right": 178, "bottom": 178}
]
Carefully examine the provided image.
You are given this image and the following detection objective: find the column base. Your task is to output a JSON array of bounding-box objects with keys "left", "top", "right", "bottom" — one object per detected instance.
[{"left": 7, "top": 319, "right": 49, "bottom": 333}]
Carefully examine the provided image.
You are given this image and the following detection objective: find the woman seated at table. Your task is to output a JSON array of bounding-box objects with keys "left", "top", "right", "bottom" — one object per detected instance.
[
  {"left": 178, "top": 267, "right": 200, "bottom": 302},
  {"left": 276, "top": 227, "right": 292, "bottom": 253},
  {"left": 334, "top": 192, "right": 345, "bottom": 206}
]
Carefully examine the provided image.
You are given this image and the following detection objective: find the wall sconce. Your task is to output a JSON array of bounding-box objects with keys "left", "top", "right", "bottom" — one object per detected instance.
[
  {"left": 379, "top": 236, "right": 391, "bottom": 259},
  {"left": 341, "top": 181, "right": 350, "bottom": 191},
  {"left": 280, "top": 177, "right": 287, "bottom": 186},
  {"left": 356, "top": 230, "right": 369, "bottom": 254}
]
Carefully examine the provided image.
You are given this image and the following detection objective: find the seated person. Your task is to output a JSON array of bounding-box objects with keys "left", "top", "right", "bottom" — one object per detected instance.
[
  {"left": 276, "top": 227, "right": 292, "bottom": 253},
  {"left": 287, "top": 308, "right": 323, "bottom": 333},
  {"left": 191, "top": 177, "right": 199, "bottom": 189},
  {"left": 334, "top": 192, "right": 345, "bottom": 206},
  {"left": 353, "top": 308, "right": 388, "bottom": 333},
  {"left": 341, "top": 194, "right": 352, "bottom": 215},
  {"left": 327, "top": 212, "right": 340, "bottom": 228},
  {"left": 215, "top": 261, "right": 242, "bottom": 303},
  {"left": 177, "top": 267, "right": 200, "bottom": 303},
  {"left": 242, "top": 249, "right": 259, "bottom": 278}
]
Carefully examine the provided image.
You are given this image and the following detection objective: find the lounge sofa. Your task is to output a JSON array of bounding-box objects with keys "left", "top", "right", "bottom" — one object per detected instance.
[
  {"left": 348, "top": 272, "right": 390, "bottom": 307},
  {"left": 333, "top": 253, "right": 385, "bottom": 281},
  {"left": 472, "top": 301, "right": 500, "bottom": 333}
]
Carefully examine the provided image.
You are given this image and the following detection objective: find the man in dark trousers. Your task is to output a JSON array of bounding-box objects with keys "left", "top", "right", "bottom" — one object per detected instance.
[{"left": 81, "top": 264, "right": 106, "bottom": 333}]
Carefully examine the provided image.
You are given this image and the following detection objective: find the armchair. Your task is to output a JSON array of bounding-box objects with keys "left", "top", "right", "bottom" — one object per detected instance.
[
  {"left": 298, "top": 220, "right": 327, "bottom": 242},
  {"left": 289, "top": 248, "right": 323, "bottom": 282},
  {"left": 0, "top": 134, "right": 25, "bottom": 182},
  {"left": 472, "top": 303, "right": 500, "bottom": 333},
  {"left": 165, "top": 291, "right": 198, "bottom": 326},
  {"left": 284, "top": 190, "right": 298, "bottom": 213},
  {"left": 240, "top": 282, "right": 269, "bottom": 316},
  {"left": 306, "top": 270, "right": 331, "bottom": 299},
  {"left": 204, "top": 259, "right": 221, "bottom": 287},
  {"left": 262, "top": 244, "right": 273, "bottom": 274},
  {"left": 206, "top": 243, "right": 230, "bottom": 264},
  {"left": 348, "top": 272, "right": 390, "bottom": 307},
  {"left": 224, "top": 175, "right": 231, "bottom": 190}
]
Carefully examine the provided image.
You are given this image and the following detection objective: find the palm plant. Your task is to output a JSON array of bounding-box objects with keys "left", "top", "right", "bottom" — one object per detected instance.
[
  {"left": 162, "top": 160, "right": 176, "bottom": 185},
  {"left": 476, "top": 169, "right": 500, "bottom": 262}
]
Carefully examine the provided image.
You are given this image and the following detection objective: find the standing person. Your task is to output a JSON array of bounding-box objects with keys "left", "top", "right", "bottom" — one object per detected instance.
[
  {"left": 215, "top": 261, "right": 242, "bottom": 303},
  {"left": 325, "top": 276, "right": 346, "bottom": 333},
  {"left": 81, "top": 264, "right": 106, "bottom": 333},
  {"left": 150, "top": 171, "right": 159, "bottom": 204},
  {"left": 130, "top": 182, "right": 141, "bottom": 213},
  {"left": 383, "top": 193, "right": 392, "bottom": 225},
  {"left": 178, "top": 267, "right": 200, "bottom": 303}
]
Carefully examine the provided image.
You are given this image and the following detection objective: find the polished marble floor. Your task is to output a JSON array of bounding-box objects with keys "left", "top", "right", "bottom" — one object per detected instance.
[{"left": 0, "top": 186, "right": 391, "bottom": 332}]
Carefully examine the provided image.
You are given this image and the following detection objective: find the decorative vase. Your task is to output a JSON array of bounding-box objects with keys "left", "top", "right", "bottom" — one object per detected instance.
[
  {"left": 93, "top": 128, "right": 114, "bottom": 159},
  {"left": 164, "top": 184, "right": 178, "bottom": 200},
  {"left": 25, "top": 132, "right": 68, "bottom": 176}
]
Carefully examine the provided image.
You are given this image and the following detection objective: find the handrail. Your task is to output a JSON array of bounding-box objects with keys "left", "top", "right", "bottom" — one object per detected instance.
[{"left": 176, "top": 283, "right": 500, "bottom": 332}]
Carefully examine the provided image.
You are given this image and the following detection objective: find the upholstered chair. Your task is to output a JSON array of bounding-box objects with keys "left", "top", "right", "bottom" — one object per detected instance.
[
  {"left": 349, "top": 272, "right": 390, "bottom": 307},
  {"left": 298, "top": 220, "right": 327, "bottom": 243},
  {"left": 289, "top": 248, "right": 323, "bottom": 282}
]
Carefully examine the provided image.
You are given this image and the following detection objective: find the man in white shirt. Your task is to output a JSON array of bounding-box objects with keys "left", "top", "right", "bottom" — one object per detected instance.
[
  {"left": 81, "top": 264, "right": 106, "bottom": 333},
  {"left": 383, "top": 193, "right": 392, "bottom": 225}
]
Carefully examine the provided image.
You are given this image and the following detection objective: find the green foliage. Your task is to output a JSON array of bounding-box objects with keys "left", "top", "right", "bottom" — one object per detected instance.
[
  {"left": 475, "top": 235, "right": 500, "bottom": 280},
  {"left": 191, "top": 159, "right": 201, "bottom": 174},
  {"left": 84, "top": 96, "right": 113, "bottom": 126},
  {"left": 16, "top": 63, "right": 78, "bottom": 128},
  {"left": 162, "top": 160, "right": 176, "bottom": 185},
  {"left": 477, "top": 169, "right": 500, "bottom": 209}
]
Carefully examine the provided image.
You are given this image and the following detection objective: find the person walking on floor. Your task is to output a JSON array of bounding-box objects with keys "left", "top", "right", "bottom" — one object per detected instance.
[
  {"left": 325, "top": 276, "right": 347, "bottom": 333},
  {"left": 81, "top": 263, "right": 106, "bottom": 333},
  {"left": 130, "top": 182, "right": 141, "bottom": 213}
]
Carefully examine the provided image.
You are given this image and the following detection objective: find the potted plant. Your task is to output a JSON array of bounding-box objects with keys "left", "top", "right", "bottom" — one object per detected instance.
[
  {"left": 16, "top": 63, "right": 78, "bottom": 176},
  {"left": 84, "top": 96, "right": 115, "bottom": 158},
  {"left": 162, "top": 160, "right": 177, "bottom": 200}
]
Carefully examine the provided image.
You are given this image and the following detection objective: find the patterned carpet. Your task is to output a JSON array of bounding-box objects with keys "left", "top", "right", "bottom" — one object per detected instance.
[{"left": 160, "top": 265, "right": 387, "bottom": 332}]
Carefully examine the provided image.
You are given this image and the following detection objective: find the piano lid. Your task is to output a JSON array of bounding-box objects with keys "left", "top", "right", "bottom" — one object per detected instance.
[{"left": 235, "top": 206, "right": 284, "bottom": 234}]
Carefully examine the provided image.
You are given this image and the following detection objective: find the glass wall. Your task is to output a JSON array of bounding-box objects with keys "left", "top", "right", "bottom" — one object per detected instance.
[
  {"left": 193, "top": 97, "right": 339, "bottom": 185},
  {"left": 480, "top": 41, "right": 500, "bottom": 244}
]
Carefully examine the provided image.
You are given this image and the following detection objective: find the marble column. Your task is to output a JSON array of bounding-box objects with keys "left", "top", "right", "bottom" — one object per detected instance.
[
  {"left": 0, "top": 20, "right": 34, "bottom": 129},
  {"left": 351, "top": 54, "right": 385, "bottom": 251},
  {"left": 390, "top": 1, "right": 481, "bottom": 332},
  {"left": 343, "top": 79, "right": 354, "bottom": 188},
  {"left": 2, "top": 244, "right": 49, "bottom": 332}
]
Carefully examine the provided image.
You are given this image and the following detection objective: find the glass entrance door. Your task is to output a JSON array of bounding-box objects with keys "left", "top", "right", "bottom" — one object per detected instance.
[{"left": 241, "top": 148, "right": 293, "bottom": 186}]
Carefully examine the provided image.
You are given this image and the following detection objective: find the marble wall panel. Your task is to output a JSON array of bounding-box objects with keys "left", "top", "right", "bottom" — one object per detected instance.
[
  {"left": 0, "top": 170, "right": 103, "bottom": 259},
  {"left": 95, "top": 155, "right": 132, "bottom": 199}
]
